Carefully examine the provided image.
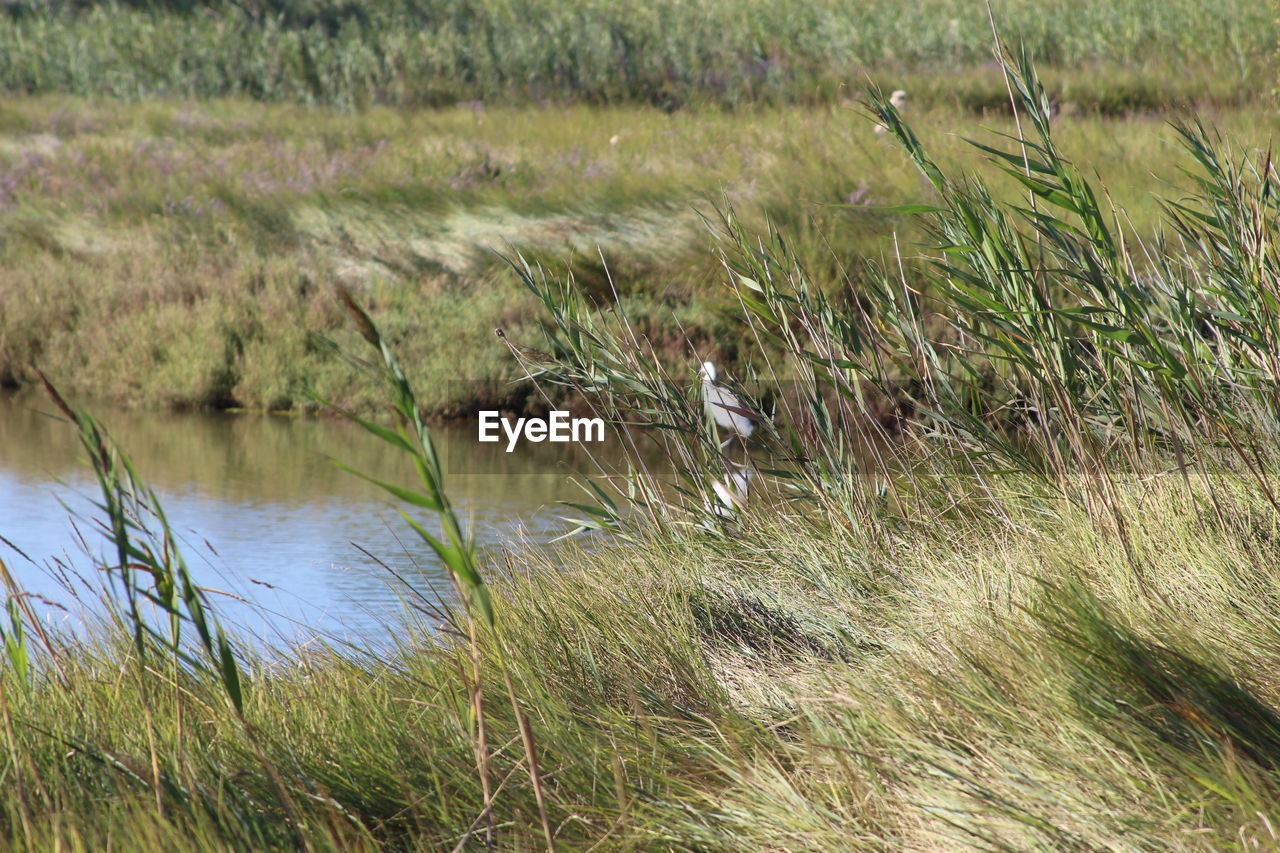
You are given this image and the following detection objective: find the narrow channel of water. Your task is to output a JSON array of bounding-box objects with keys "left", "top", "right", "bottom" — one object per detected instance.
[{"left": 0, "top": 391, "right": 614, "bottom": 645}]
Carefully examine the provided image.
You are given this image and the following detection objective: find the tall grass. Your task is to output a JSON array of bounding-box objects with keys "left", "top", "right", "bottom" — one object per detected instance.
[
  {"left": 845, "top": 52, "right": 1280, "bottom": 494},
  {"left": 510, "top": 50, "right": 1280, "bottom": 544},
  {"left": 329, "top": 286, "right": 555, "bottom": 850},
  {"left": 0, "top": 0, "right": 1272, "bottom": 109},
  {"left": 37, "top": 374, "right": 246, "bottom": 713},
  {"left": 0, "top": 301, "right": 569, "bottom": 849},
  {"left": 9, "top": 458, "right": 1280, "bottom": 847}
]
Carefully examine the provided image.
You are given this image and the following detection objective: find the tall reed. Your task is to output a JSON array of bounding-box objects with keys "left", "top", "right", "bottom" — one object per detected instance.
[
  {"left": 331, "top": 286, "right": 555, "bottom": 851},
  {"left": 513, "top": 50, "right": 1280, "bottom": 541},
  {"left": 0, "top": 0, "right": 1271, "bottom": 108},
  {"left": 39, "top": 374, "right": 246, "bottom": 713}
]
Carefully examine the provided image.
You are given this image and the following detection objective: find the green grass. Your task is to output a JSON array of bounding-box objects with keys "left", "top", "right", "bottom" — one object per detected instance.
[
  {"left": 10, "top": 472, "right": 1280, "bottom": 850},
  {"left": 0, "top": 0, "right": 1274, "bottom": 417},
  {"left": 0, "top": 0, "right": 1274, "bottom": 109},
  {"left": 2, "top": 94, "right": 1277, "bottom": 414}
]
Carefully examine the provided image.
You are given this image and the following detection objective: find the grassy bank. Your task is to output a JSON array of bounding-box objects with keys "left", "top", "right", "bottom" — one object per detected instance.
[
  {"left": 0, "top": 0, "right": 1272, "bottom": 109},
  {"left": 10, "top": 474, "right": 1280, "bottom": 850},
  {"left": 3, "top": 95, "right": 1277, "bottom": 414}
]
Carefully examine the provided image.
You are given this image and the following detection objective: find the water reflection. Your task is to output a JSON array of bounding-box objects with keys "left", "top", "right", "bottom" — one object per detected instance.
[{"left": 0, "top": 391, "right": 614, "bottom": 644}]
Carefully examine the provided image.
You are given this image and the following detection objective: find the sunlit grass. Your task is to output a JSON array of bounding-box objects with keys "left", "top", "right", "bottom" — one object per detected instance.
[
  {"left": 10, "top": 470, "right": 1280, "bottom": 849},
  {"left": 3, "top": 95, "right": 1277, "bottom": 413}
]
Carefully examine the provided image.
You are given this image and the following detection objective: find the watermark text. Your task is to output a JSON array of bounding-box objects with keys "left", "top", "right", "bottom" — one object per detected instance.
[{"left": 478, "top": 411, "right": 605, "bottom": 452}]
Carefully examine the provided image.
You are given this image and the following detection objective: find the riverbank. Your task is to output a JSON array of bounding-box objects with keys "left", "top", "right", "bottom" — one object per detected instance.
[
  {"left": 3, "top": 97, "right": 1277, "bottom": 415},
  {"left": 7, "top": 470, "right": 1280, "bottom": 850}
]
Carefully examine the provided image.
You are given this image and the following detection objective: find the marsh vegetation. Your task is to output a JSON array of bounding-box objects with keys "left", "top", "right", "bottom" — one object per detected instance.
[
  {"left": 3, "top": 5, "right": 1280, "bottom": 851},
  {"left": 3, "top": 97, "right": 1278, "bottom": 414}
]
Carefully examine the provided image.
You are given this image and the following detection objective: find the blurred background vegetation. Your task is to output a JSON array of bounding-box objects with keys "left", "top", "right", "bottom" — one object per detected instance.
[{"left": 0, "top": 0, "right": 1273, "bottom": 110}]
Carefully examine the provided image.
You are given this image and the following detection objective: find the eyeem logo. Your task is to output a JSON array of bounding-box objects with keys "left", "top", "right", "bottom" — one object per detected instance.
[{"left": 478, "top": 411, "right": 605, "bottom": 452}]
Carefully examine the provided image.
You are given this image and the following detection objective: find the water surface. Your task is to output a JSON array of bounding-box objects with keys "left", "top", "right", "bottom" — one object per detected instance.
[{"left": 0, "top": 392, "right": 611, "bottom": 644}]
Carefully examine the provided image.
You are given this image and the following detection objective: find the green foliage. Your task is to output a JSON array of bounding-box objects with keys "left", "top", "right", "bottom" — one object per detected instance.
[
  {"left": 1, "top": 93, "right": 1276, "bottom": 415},
  {"left": 0, "top": 594, "right": 30, "bottom": 688},
  {"left": 329, "top": 287, "right": 492, "bottom": 623},
  {"left": 0, "top": 0, "right": 1272, "bottom": 108},
  {"left": 710, "top": 52, "right": 1280, "bottom": 510},
  {"left": 40, "top": 376, "right": 245, "bottom": 713},
  {"left": 8, "top": 473, "right": 1280, "bottom": 848}
]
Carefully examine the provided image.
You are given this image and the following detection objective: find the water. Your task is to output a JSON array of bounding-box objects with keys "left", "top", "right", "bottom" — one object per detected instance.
[{"left": 0, "top": 391, "right": 613, "bottom": 645}]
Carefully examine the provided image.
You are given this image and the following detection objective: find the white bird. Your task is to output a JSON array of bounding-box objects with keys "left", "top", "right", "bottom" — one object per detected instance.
[
  {"left": 873, "top": 89, "right": 908, "bottom": 136},
  {"left": 700, "top": 361, "right": 754, "bottom": 448},
  {"left": 710, "top": 462, "right": 755, "bottom": 518}
]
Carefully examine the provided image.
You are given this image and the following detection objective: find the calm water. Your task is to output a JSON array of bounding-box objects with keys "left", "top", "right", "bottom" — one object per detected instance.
[{"left": 0, "top": 391, "right": 614, "bottom": 645}]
